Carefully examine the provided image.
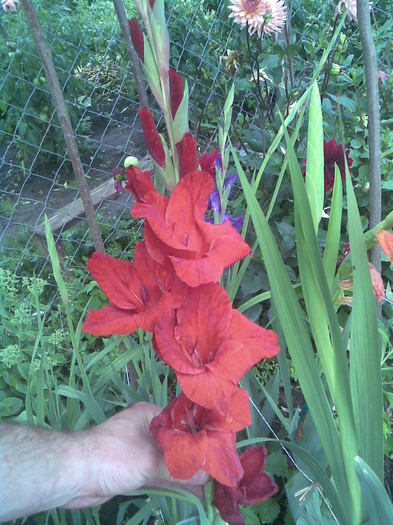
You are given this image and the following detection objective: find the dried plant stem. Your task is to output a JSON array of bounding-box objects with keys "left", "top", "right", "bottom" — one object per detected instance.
[
  {"left": 357, "top": 0, "right": 382, "bottom": 273},
  {"left": 22, "top": 0, "right": 105, "bottom": 253}
]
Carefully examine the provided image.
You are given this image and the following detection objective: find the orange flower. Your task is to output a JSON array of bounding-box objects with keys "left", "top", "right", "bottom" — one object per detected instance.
[{"left": 376, "top": 229, "right": 393, "bottom": 263}]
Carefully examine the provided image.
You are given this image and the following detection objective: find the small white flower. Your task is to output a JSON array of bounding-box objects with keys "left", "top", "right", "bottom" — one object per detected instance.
[{"left": 2, "top": 0, "right": 19, "bottom": 12}]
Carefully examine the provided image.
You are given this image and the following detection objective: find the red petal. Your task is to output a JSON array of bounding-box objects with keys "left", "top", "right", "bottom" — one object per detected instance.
[
  {"left": 239, "top": 446, "right": 267, "bottom": 485},
  {"left": 137, "top": 172, "right": 213, "bottom": 257},
  {"left": 214, "top": 483, "right": 244, "bottom": 525},
  {"left": 177, "top": 370, "right": 240, "bottom": 415},
  {"left": 167, "top": 171, "right": 214, "bottom": 223},
  {"left": 210, "top": 310, "right": 280, "bottom": 382},
  {"left": 199, "top": 149, "right": 219, "bottom": 177},
  {"left": 170, "top": 221, "right": 251, "bottom": 287},
  {"left": 176, "top": 133, "right": 198, "bottom": 178},
  {"left": 82, "top": 304, "right": 144, "bottom": 336},
  {"left": 87, "top": 252, "right": 144, "bottom": 310},
  {"left": 138, "top": 107, "right": 165, "bottom": 167},
  {"left": 169, "top": 67, "right": 184, "bottom": 119},
  {"left": 150, "top": 396, "right": 243, "bottom": 485},
  {"left": 125, "top": 166, "right": 156, "bottom": 202},
  {"left": 128, "top": 18, "right": 144, "bottom": 62},
  {"left": 204, "top": 431, "right": 244, "bottom": 486},
  {"left": 239, "top": 446, "right": 278, "bottom": 504},
  {"left": 220, "top": 387, "right": 251, "bottom": 431},
  {"left": 174, "top": 283, "right": 231, "bottom": 362},
  {"left": 154, "top": 312, "right": 198, "bottom": 374}
]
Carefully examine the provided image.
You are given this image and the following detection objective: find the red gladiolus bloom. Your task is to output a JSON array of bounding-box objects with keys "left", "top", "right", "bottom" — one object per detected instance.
[
  {"left": 176, "top": 132, "right": 198, "bottom": 178},
  {"left": 376, "top": 229, "right": 393, "bottom": 264},
  {"left": 324, "top": 138, "right": 353, "bottom": 193},
  {"left": 128, "top": 169, "right": 252, "bottom": 287},
  {"left": 199, "top": 149, "right": 220, "bottom": 177},
  {"left": 214, "top": 446, "right": 279, "bottom": 525},
  {"left": 150, "top": 391, "right": 250, "bottom": 486},
  {"left": 176, "top": 133, "right": 221, "bottom": 179},
  {"left": 129, "top": 18, "right": 144, "bottom": 62},
  {"left": 154, "top": 283, "right": 280, "bottom": 414},
  {"left": 138, "top": 107, "right": 166, "bottom": 168},
  {"left": 169, "top": 67, "right": 184, "bottom": 119},
  {"left": 82, "top": 242, "right": 185, "bottom": 336}
]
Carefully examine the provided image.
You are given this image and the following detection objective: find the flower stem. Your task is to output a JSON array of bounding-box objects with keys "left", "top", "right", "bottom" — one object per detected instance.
[{"left": 203, "top": 479, "right": 215, "bottom": 522}]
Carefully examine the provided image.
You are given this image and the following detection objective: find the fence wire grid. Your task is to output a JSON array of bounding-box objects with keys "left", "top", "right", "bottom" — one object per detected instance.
[
  {"left": 1, "top": 0, "right": 388, "bottom": 278},
  {"left": 0, "top": 1, "right": 391, "bottom": 520}
]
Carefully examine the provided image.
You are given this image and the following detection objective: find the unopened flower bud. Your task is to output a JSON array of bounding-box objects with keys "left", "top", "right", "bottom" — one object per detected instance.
[
  {"left": 330, "top": 63, "right": 341, "bottom": 76},
  {"left": 124, "top": 156, "right": 139, "bottom": 168}
]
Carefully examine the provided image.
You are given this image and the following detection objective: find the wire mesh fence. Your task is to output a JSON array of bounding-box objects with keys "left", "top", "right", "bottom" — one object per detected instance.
[
  {"left": 1, "top": 2, "right": 391, "bottom": 520},
  {"left": 0, "top": 0, "right": 326, "bottom": 280},
  {"left": 0, "top": 0, "right": 389, "bottom": 277}
]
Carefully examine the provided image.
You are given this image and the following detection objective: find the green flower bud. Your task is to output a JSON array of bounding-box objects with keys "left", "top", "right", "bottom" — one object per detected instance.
[
  {"left": 330, "top": 64, "right": 341, "bottom": 76},
  {"left": 124, "top": 156, "right": 139, "bottom": 168}
]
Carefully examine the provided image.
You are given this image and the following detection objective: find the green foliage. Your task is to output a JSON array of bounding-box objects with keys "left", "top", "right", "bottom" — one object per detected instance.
[{"left": 0, "top": 0, "right": 137, "bottom": 177}]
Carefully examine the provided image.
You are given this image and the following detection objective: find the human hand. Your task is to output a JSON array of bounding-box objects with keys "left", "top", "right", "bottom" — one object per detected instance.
[{"left": 65, "top": 402, "right": 208, "bottom": 509}]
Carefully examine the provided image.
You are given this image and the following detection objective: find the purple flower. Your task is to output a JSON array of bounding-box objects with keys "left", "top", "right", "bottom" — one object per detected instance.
[
  {"left": 207, "top": 172, "right": 243, "bottom": 232},
  {"left": 225, "top": 214, "right": 244, "bottom": 232},
  {"left": 210, "top": 173, "right": 238, "bottom": 215},
  {"left": 114, "top": 180, "right": 124, "bottom": 195}
]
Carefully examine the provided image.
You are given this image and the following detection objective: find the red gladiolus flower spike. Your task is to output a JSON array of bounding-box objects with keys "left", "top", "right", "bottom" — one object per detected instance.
[
  {"left": 199, "top": 149, "right": 220, "bottom": 177},
  {"left": 154, "top": 283, "right": 280, "bottom": 414},
  {"left": 169, "top": 67, "right": 184, "bottom": 119},
  {"left": 138, "top": 107, "right": 166, "bottom": 168},
  {"left": 129, "top": 18, "right": 144, "bottom": 63},
  {"left": 129, "top": 170, "right": 252, "bottom": 287},
  {"left": 150, "top": 391, "right": 250, "bottom": 486},
  {"left": 82, "top": 242, "right": 185, "bottom": 336},
  {"left": 214, "top": 446, "right": 279, "bottom": 524},
  {"left": 176, "top": 132, "right": 198, "bottom": 178}
]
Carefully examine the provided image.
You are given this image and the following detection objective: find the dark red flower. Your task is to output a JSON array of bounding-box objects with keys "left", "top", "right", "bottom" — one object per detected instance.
[
  {"left": 149, "top": 0, "right": 155, "bottom": 7},
  {"left": 154, "top": 283, "right": 280, "bottom": 414},
  {"left": 129, "top": 18, "right": 144, "bottom": 63},
  {"left": 176, "top": 132, "right": 198, "bottom": 178},
  {"left": 82, "top": 242, "right": 185, "bottom": 336},
  {"left": 128, "top": 170, "right": 252, "bottom": 287},
  {"left": 176, "top": 134, "right": 222, "bottom": 179},
  {"left": 214, "top": 446, "right": 279, "bottom": 524},
  {"left": 150, "top": 391, "right": 249, "bottom": 486},
  {"left": 125, "top": 166, "right": 168, "bottom": 213},
  {"left": 199, "top": 149, "right": 221, "bottom": 177},
  {"left": 138, "top": 107, "right": 166, "bottom": 168},
  {"left": 169, "top": 67, "right": 184, "bottom": 119},
  {"left": 324, "top": 138, "right": 353, "bottom": 193}
]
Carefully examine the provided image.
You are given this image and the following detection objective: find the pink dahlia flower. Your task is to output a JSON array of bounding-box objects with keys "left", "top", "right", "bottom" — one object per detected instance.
[
  {"left": 336, "top": 0, "right": 357, "bottom": 22},
  {"left": 229, "top": 0, "right": 286, "bottom": 37}
]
